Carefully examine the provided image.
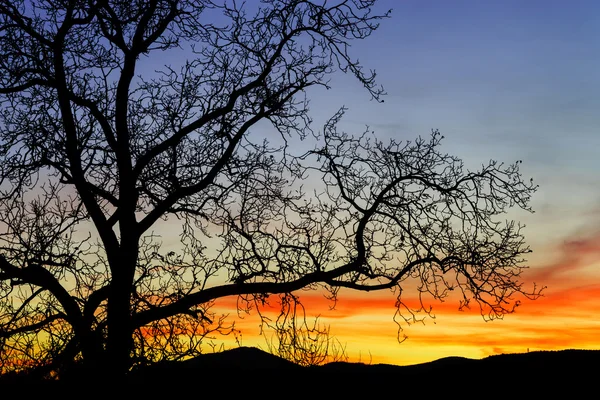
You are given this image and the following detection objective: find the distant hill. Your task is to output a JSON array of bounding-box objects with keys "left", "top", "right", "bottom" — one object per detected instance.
[
  {"left": 2, "top": 346, "right": 599, "bottom": 393},
  {"left": 130, "top": 346, "right": 599, "bottom": 381},
  {"left": 141, "top": 346, "right": 302, "bottom": 372},
  {"left": 319, "top": 348, "right": 600, "bottom": 373}
]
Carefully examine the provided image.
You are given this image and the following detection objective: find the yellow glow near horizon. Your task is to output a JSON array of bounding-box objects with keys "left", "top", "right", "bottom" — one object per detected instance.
[{"left": 207, "top": 269, "right": 600, "bottom": 366}]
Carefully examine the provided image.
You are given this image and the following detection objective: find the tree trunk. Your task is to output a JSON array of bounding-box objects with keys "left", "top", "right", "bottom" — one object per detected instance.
[
  {"left": 80, "top": 330, "right": 105, "bottom": 368},
  {"left": 106, "top": 285, "right": 132, "bottom": 379},
  {"left": 106, "top": 247, "right": 137, "bottom": 379}
]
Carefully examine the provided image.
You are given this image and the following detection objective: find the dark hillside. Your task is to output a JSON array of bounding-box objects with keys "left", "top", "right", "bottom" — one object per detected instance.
[{"left": 2, "top": 347, "right": 598, "bottom": 394}]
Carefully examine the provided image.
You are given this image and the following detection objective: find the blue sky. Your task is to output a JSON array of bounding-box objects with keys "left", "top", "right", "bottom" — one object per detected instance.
[{"left": 302, "top": 0, "right": 600, "bottom": 254}]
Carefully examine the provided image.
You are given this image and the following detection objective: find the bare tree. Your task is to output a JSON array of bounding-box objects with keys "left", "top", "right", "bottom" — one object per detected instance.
[{"left": 0, "top": 0, "right": 541, "bottom": 380}]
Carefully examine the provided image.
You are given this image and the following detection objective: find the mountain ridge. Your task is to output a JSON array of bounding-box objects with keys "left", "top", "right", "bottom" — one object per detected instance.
[
  {"left": 130, "top": 345, "right": 600, "bottom": 376},
  {"left": 2, "top": 346, "right": 598, "bottom": 389}
]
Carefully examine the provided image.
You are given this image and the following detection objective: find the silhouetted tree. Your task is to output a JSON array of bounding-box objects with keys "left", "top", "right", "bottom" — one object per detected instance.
[{"left": 0, "top": 0, "right": 541, "bottom": 380}]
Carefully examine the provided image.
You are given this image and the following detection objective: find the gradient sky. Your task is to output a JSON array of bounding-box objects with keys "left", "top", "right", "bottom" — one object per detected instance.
[
  {"left": 204, "top": 0, "right": 600, "bottom": 365},
  {"left": 3, "top": 0, "right": 600, "bottom": 372}
]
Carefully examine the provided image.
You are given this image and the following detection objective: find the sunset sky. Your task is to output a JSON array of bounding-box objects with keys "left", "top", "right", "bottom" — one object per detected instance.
[
  {"left": 206, "top": 0, "right": 600, "bottom": 365},
  {"left": 5, "top": 0, "right": 599, "bottom": 370}
]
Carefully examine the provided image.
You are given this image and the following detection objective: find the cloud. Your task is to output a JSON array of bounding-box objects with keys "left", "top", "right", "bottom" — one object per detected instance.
[
  {"left": 411, "top": 314, "right": 600, "bottom": 351},
  {"left": 525, "top": 231, "right": 600, "bottom": 287}
]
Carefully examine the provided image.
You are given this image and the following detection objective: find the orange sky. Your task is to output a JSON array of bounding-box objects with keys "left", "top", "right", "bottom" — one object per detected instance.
[{"left": 207, "top": 231, "right": 600, "bottom": 366}]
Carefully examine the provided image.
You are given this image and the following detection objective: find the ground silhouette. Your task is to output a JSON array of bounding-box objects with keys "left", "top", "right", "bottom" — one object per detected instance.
[{"left": 1, "top": 346, "right": 597, "bottom": 395}]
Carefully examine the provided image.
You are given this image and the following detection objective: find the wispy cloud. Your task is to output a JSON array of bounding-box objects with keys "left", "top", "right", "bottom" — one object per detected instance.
[{"left": 525, "top": 231, "right": 600, "bottom": 287}]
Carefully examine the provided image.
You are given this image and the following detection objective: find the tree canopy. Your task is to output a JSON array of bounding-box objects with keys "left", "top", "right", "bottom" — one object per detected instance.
[{"left": 0, "top": 0, "right": 541, "bottom": 379}]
